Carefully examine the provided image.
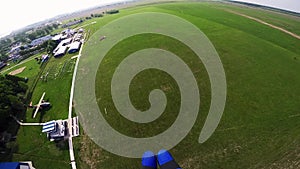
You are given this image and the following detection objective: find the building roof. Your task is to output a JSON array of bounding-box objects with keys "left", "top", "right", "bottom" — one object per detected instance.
[
  {"left": 61, "top": 38, "right": 72, "bottom": 46},
  {"left": 30, "top": 35, "right": 52, "bottom": 46},
  {"left": 53, "top": 38, "right": 72, "bottom": 53},
  {"left": 54, "top": 46, "right": 68, "bottom": 57},
  {"left": 0, "top": 62, "right": 7, "bottom": 70},
  {"left": 48, "top": 120, "right": 66, "bottom": 138},
  {"left": 52, "top": 34, "right": 62, "bottom": 41},
  {"left": 68, "top": 41, "right": 81, "bottom": 53},
  {"left": 42, "top": 120, "right": 56, "bottom": 133}
]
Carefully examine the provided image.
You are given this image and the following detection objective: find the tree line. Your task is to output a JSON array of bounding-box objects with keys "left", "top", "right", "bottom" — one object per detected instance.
[
  {"left": 0, "top": 23, "right": 59, "bottom": 62},
  {"left": 0, "top": 75, "right": 28, "bottom": 132}
]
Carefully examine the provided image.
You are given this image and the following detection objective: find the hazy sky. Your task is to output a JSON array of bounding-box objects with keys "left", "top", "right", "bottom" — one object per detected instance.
[
  {"left": 232, "top": 0, "right": 300, "bottom": 13},
  {"left": 0, "top": 0, "right": 299, "bottom": 37},
  {"left": 0, "top": 0, "right": 126, "bottom": 37}
]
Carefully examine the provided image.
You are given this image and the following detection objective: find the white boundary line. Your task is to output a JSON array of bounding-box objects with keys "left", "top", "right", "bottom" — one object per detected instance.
[
  {"left": 11, "top": 116, "right": 44, "bottom": 126},
  {"left": 67, "top": 32, "right": 86, "bottom": 169}
]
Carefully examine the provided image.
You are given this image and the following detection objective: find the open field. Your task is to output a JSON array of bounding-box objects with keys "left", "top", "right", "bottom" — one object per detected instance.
[
  {"left": 219, "top": 1, "right": 300, "bottom": 35},
  {"left": 4, "top": 1, "right": 300, "bottom": 169},
  {"left": 225, "top": 9, "right": 300, "bottom": 40},
  {"left": 79, "top": 2, "right": 300, "bottom": 169}
]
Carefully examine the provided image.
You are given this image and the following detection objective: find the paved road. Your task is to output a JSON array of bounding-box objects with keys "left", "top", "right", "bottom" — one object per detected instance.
[
  {"left": 68, "top": 32, "right": 86, "bottom": 169},
  {"left": 11, "top": 116, "right": 44, "bottom": 126}
]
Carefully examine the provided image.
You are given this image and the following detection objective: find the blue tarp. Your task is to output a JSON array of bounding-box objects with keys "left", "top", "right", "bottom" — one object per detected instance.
[{"left": 0, "top": 162, "right": 19, "bottom": 169}]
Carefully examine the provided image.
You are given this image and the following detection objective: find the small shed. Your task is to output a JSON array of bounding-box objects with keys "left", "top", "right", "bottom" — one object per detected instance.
[{"left": 42, "top": 120, "right": 67, "bottom": 141}]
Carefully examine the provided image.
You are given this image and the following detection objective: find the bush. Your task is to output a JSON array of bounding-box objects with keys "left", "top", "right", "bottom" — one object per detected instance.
[{"left": 106, "top": 9, "right": 119, "bottom": 14}]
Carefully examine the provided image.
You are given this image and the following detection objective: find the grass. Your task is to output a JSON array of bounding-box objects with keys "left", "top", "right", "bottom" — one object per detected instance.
[
  {"left": 10, "top": 52, "right": 77, "bottom": 168},
  {"left": 5, "top": 1, "right": 300, "bottom": 169},
  {"left": 218, "top": 1, "right": 300, "bottom": 35},
  {"left": 1, "top": 53, "right": 42, "bottom": 74},
  {"left": 80, "top": 2, "right": 300, "bottom": 169}
]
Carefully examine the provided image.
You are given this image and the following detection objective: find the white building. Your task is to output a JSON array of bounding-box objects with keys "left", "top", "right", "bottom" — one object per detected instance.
[
  {"left": 42, "top": 120, "right": 66, "bottom": 141},
  {"left": 54, "top": 46, "right": 68, "bottom": 57},
  {"left": 42, "top": 117, "right": 79, "bottom": 141},
  {"left": 68, "top": 41, "right": 81, "bottom": 54}
]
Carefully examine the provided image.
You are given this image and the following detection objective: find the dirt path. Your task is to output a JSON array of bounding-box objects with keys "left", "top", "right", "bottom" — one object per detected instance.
[
  {"left": 226, "top": 10, "right": 300, "bottom": 40},
  {"left": 9, "top": 66, "right": 26, "bottom": 75}
]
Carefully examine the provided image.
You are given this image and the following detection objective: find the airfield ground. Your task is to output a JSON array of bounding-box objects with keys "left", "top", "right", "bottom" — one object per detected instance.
[{"left": 1, "top": 1, "right": 300, "bottom": 169}]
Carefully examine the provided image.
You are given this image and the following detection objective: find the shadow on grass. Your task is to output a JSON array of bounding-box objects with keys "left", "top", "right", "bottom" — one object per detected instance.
[
  {"left": 29, "top": 106, "right": 52, "bottom": 123},
  {"left": 55, "top": 140, "right": 69, "bottom": 151},
  {"left": 38, "top": 106, "right": 52, "bottom": 123},
  {"left": 0, "top": 139, "right": 19, "bottom": 162}
]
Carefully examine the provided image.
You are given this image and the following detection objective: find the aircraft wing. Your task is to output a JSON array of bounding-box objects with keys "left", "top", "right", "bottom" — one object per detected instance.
[{"left": 33, "top": 92, "right": 46, "bottom": 118}]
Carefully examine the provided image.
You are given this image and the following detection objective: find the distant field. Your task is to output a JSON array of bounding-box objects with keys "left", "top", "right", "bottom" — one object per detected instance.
[
  {"left": 220, "top": 1, "right": 300, "bottom": 35},
  {"left": 6, "top": 1, "right": 300, "bottom": 169}
]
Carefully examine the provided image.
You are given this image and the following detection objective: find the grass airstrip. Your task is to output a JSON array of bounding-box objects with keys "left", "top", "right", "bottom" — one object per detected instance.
[{"left": 2, "top": 1, "right": 300, "bottom": 169}]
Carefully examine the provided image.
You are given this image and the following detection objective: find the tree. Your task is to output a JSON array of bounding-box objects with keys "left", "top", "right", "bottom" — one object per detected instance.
[
  {"left": 28, "top": 33, "right": 37, "bottom": 41},
  {"left": 45, "top": 29, "right": 50, "bottom": 34},
  {"left": 0, "top": 52, "right": 8, "bottom": 62},
  {"left": 106, "top": 9, "right": 119, "bottom": 14},
  {"left": 0, "top": 75, "right": 28, "bottom": 132},
  {"left": 36, "top": 29, "right": 45, "bottom": 38},
  {"left": 94, "top": 14, "right": 103, "bottom": 17},
  {"left": 46, "top": 40, "right": 58, "bottom": 53},
  {"left": 53, "top": 23, "right": 59, "bottom": 29},
  {"left": 46, "top": 25, "right": 53, "bottom": 31}
]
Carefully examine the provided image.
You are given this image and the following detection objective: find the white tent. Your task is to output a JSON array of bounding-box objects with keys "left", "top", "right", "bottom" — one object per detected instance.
[
  {"left": 68, "top": 41, "right": 81, "bottom": 54},
  {"left": 54, "top": 46, "right": 68, "bottom": 57}
]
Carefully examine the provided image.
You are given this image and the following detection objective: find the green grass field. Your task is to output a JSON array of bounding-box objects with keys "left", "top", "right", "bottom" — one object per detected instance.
[
  {"left": 6, "top": 1, "right": 300, "bottom": 169},
  {"left": 10, "top": 53, "right": 77, "bottom": 168},
  {"left": 80, "top": 2, "right": 300, "bottom": 169}
]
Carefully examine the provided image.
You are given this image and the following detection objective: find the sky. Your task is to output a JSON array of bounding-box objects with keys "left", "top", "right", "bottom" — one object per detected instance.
[
  {"left": 0, "top": 0, "right": 127, "bottom": 37},
  {"left": 231, "top": 0, "right": 300, "bottom": 13},
  {"left": 0, "top": 0, "right": 299, "bottom": 38}
]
